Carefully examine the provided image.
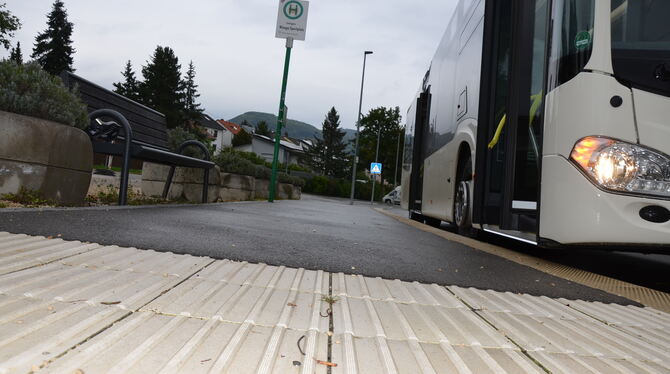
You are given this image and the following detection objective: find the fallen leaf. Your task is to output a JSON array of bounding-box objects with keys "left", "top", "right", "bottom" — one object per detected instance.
[
  {"left": 316, "top": 360, "right": 337, "bottom": 367},
  {"left": 200, "top": 358, "right": 211, "bottom": 363},
  {"left": 335, "top": 340, "right": 341, "bottom": 344},
  {"left": 47, "top": 306, "right": 54, "bottom": 311},
  {"left": 100, "top": 301, "right": 121, "bottom": 305},
  {"left": 32, "top": 365, "right": 40, "bottom": 372},
  {"left": 46, "top": 236, "right": 53, "bottom": 239},
  {"left": 327, "top": 331, "right": 333, "bottom": 336},
  {"left": 287, "top": 302, "right": 297, "bottom": 307},
  {"left": 16, "top": 320, "right": 23, "bottom": 324}
]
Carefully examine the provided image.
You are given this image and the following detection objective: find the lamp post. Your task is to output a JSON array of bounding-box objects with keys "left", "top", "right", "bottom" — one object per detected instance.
[{"left": 349, "top": 50, "right": 373, "bottom": 205}]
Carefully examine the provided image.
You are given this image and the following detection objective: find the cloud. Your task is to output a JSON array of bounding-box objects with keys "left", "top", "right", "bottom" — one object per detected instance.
[{"left": 2, "top": 0, "right": 457, "bottom": 129}]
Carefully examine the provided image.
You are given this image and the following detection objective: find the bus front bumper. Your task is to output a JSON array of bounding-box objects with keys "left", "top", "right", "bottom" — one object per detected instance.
[{"left": 539, "top": 155, "right": 670, "bottom": 248}]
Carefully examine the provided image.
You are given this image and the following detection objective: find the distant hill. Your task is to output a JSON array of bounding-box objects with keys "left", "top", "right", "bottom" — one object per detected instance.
[{"left": 228, "top": 111, "right": 357, "bottom": 145}]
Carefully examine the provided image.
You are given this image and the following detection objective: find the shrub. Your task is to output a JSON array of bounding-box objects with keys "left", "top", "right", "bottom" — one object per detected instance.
[
  {"left": 213, "top": 149, "right": 257, "bottom": 177},
  {"left": 0, "top": 61, "right": 88, "bottom": 129},
  {"left": 255, "top": 166, "right": 271, "bottom": 180},
  {"left": 167, "top": 127, "right": 213, "bottom": 158}
]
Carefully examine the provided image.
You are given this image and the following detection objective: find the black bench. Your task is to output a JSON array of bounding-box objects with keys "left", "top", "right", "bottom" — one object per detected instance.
[{"left": 61, "top": 71, "right": 214, "bottom": 205}]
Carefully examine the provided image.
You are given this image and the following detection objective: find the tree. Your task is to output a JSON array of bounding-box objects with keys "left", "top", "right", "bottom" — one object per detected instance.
[
  {"left": 182, "top": 60, "right": 204, "bottom": 122},
  {"left": 358, "top": 106, "right": 404, "bottom": 186},
  {"left": 304, "top": 107, "right": 350, "bottom": 178},
  {"left": 139, "top": 46, "right": 185, "bottom": 129},
  {"left": 232, "top": 128, "right": 252, "bottom": 147},
  {"left": 255, "top": 120, "right": 273, "bottom": 137},
  {"left": 113, "top": 60, "right": 141, "bottom": 101},
  {"left": 31, "top": 0, "right": 75, "bottom": 75},
  {"left": 9, "top": 41, "right": 22, "bottom": 64},
  {"left": 0, "top": 2, "right": 20, "bottom": 51}
]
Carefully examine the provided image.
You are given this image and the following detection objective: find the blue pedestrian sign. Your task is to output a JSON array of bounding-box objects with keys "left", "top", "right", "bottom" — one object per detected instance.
[{"left": 370, "top": 163, "right": 382, "bottom": 175}]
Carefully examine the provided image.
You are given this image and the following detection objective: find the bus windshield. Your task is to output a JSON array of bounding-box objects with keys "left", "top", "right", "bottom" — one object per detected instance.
[{"left": 611, "top": 0, "right": 670, "bottom": 96}]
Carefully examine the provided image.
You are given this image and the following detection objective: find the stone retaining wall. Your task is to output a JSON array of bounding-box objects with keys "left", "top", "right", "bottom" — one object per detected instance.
[{"left": 141, "top": 163, "right": 301, "bottom": 203}]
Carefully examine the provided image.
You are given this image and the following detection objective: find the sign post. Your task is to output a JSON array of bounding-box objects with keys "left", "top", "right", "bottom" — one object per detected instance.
[{"left": 270, "top": 0, "right": 309, "bottom": 202}]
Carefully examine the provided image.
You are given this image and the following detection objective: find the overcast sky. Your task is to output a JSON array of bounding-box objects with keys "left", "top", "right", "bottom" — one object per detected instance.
[{"left": 2, "top": 0, "right": 457, "bottom": 130}]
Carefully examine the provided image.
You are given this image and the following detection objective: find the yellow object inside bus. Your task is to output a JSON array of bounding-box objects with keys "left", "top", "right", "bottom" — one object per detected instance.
[{"left": 487, "top": 91, "right": 543, "bottom": 149}]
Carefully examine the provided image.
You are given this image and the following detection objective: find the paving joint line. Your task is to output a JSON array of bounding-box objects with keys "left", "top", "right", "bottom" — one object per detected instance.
[
  {"left": 327, "top": 272, "right": 334, "bottom": 374},
  {"left": 37, "top": 256, "right": 217, "bottom": 372},
  {"left": 443, "top": 285, "right": 553, "bottom": 374},
  {"left": 374, "top": 207, "right": 670, "bottom": 312}
]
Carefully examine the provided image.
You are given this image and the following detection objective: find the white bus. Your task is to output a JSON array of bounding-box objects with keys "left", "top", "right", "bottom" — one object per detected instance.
[{"left": 401, "top": 0, "right": 670, "bottom": 248}]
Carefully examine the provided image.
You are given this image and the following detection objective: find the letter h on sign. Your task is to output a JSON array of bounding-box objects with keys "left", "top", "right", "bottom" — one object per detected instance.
[{"left": 288, "top": 4, "right": 299, "bottom": 16}]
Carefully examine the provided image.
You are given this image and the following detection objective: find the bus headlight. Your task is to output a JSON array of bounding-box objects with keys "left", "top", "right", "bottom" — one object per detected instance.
[{"left": 570, "top": 136, "right": 670, "bottom": 198}]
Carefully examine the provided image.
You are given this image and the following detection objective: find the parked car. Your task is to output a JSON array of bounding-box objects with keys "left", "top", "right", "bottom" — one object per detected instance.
[{"left": 383, "top": 187, "right": 401, "bottom": 205}]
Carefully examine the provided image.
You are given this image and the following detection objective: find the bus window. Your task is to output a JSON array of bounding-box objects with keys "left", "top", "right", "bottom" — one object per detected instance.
[{"left": 547, "top": 0, "right": 596, "bottom": 91}]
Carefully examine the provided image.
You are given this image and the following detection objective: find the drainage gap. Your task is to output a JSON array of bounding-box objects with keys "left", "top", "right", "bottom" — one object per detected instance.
[{"left": 327, "top": 272, "right": 334, "bottom": 374}]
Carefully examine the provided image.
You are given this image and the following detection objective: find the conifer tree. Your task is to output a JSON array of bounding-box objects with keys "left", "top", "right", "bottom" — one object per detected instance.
[
  {"left": 139, "top": 46, "right": 185, "bottom": 129},
  {"left": 9, "top": 41, "right": 22, "bottom": 64},
  {"left": 255, "top": 121, "right": 273, "bottom": 137},
  {"left": 31, "top": 0, "right": 75, "bottom": 75},
  {"left": 0, "top": 2, "right": 20, "bottom": 51},
  {"left": 183, "top": 60, "right": 204, "bottom": 122},
  {"left": 304, "top": 107, "right": 349, "bottom": 177},
  {"left": 113, "top": 60, "right": 141, "bottom": 101}
]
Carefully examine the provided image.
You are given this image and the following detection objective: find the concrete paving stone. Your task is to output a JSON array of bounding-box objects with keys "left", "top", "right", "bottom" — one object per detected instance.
[
  {"left": 0, "top": 293, "right": 128, "bottom": 374},
  {"left": 332, "top": 295, "right": 513, "bottom": 348},
  {"left": 141, "top": 267, "right": 330, "bottom": 333},
  {"left": 0, "top": 261, "right": 199, "bottom": 311},
  {"left": 532, "top": 351, "right": 670, "bottom": 374},
  {"left": 479, "top": 310, "right": 670, "bottom": 367},
  {"left": 44, "top": 312, "right": 329, "bottom": 374},
  {"left": 195, "top": 260, "right": 329, "bottom": 294},
  {"left": 333, "top": 272, "right": 464, "bottom": 307},
  {"left": 0, "top": 232, "right": 100, "bottom": 275},
  {"left": 330, "top": 334, "right": 542, "bottom": 374},
  {"left": 59, "top": 244, "right": 212, "bottom": 277}
]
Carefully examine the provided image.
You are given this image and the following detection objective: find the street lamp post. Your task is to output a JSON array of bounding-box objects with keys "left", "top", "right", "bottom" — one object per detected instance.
[
  {"left": 349, "top": 51, "right": 373, "bottom": 205},
  {"left": 370, "top": 127, "right": 381, "bottom": 205}
]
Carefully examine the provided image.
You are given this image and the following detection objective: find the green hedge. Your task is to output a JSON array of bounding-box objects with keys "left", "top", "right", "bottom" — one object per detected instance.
[
  {"left": 214, "top": 149, "right": 304, "bottom": 187},
  {"left": 0, "top": 61, "right": 88, "bottom": 129}
]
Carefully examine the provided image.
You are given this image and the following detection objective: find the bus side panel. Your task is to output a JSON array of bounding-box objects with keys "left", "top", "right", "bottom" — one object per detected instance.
[{"left": 421, "top": 0, "right": 485, "bottom": 221}]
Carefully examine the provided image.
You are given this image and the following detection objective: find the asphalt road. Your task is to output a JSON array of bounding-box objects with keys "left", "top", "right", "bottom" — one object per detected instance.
[{"left": 0, "top": 194, "right": 649, "bottom": 305}]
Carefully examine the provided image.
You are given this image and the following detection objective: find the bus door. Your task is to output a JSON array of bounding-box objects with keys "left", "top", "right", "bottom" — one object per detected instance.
[
  {"left": 474, "top": 0, "right": 549, "bottom": 239},
  {"left": 409, "top": 87, "right": 431, "bottom": 213}
]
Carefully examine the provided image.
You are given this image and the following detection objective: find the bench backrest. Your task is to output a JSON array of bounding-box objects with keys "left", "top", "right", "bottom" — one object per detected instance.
[{"left": 61, "top": 71, "right": 170, "bottom": 150}]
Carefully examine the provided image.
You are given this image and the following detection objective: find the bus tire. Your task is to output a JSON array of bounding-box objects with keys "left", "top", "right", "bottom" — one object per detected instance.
[{"left": 454, "top": 157, "right": 476, "bottom": 237}]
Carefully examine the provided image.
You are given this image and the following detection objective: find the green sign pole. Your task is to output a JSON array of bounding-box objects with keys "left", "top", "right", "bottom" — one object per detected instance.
[{"left": 269, "top": 37, "right": 293, "bottom": 202}]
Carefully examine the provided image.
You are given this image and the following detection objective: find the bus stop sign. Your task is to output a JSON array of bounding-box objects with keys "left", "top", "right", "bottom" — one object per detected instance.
[
  {"left": 370, "top": 163, "right": 382, "bottom": 175},
  {"left": 276, "top": 0, "right": 309, "bottom": 41}
]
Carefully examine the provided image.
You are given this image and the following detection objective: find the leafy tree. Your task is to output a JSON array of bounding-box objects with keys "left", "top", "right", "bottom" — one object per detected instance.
[
  {"left": 304, "top": 107, "right": 350, "bottom": 178},
  {"left": 31, "top": 0, "right": 75, "bottom": 75},
  {"left": 358, "top": 106, "right": 404, "bottom": 185},
  {"left": 113, "top": 60, "right": 141, "bottom": 101},
  {"left": 182, "top": 60, "right": 203, "bottom": 122},
  {"left": 232, "top": 128, "right": 252, "bottom": 147},
  {"left": 0, "top": 2, "right": 20, "bottom": 51},
  {"left": 9, "top": 41, "right": 22, "bottom": 64},
  {"left": 255, "top": 120, "right": 273, "bottom": 137},
  {"left": 139, "top": 46, "right": 185, "bottom": 129}
]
